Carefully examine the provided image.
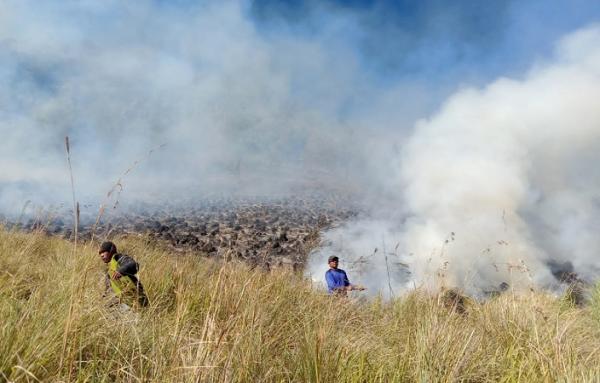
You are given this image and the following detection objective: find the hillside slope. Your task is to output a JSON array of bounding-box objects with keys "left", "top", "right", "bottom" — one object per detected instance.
[{"left": 1, "top": 227, "right": 600, "bottom": 382}]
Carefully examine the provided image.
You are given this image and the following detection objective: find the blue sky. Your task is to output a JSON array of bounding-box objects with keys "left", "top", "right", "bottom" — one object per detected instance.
[{"left": 249, "top": 0, "right": 600, "bottom": 85}]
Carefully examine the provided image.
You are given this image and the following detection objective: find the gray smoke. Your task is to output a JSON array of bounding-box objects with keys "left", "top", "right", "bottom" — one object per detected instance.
[{"left": 1, "top": 1, "right": 413, "bottom": 216}]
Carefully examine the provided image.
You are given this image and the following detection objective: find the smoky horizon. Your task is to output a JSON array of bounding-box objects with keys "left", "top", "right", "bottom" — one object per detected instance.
[{"left": 2, "top": 0, "right": 600, "bottom": 296}]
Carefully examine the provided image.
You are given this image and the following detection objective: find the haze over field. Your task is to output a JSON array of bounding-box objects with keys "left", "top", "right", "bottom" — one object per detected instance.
[{"left": 1, "top": 0, "right": 600, "bottom": 295}]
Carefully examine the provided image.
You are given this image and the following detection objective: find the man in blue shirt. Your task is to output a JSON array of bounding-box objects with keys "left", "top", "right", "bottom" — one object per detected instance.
[{"left": 325, "top": 256, "right": 365, "bottom": 296}]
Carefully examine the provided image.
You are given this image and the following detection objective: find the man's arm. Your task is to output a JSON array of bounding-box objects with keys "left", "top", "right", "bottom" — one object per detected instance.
[
  {"left": 342, "top": 270, "right": 365, "bottom": 291},
  {"left": 342, "top": 270, "right": 350, "bottom": 287}
]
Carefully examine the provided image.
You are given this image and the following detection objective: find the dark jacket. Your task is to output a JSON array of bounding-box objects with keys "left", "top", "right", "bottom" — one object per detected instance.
[{"left": 105, "top": 253, "right": 149, "bottom": 307}]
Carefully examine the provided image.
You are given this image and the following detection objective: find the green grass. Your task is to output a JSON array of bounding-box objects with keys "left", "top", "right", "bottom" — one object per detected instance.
[{"left": 2, "top": 226, "right": 600, "bottom": 382}]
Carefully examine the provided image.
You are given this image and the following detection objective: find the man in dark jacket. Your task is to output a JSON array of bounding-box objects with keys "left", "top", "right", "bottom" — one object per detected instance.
[
  {"left": 325, "top": 256, "right": 365, "bottom": 296},
  {"left": 99, "top": 241, "right": 149, "bottom": 308}
]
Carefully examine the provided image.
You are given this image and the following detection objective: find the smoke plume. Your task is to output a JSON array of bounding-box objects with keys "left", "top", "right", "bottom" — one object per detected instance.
[
  {"left": 0, "top": 0, "right": 395, "bottom": 215},
  {"left": 309, "top": 25, "right": 600, "bottom": 296}
]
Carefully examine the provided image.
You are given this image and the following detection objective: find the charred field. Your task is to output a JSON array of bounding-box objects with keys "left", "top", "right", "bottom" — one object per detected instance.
[{"left": 4, "top": 195, "right": 360, "bottom": 271}]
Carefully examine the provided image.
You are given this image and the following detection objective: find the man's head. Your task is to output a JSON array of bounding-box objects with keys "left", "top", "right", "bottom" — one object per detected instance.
[
  {"left": 99, "top": 241, "right": 117, "bottom": 263},
  {"left": 328, "top": 256, "right": 339, "bottom": 269}
]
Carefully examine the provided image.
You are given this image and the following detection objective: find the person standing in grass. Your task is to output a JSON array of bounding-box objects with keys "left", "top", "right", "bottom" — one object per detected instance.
[
  {"left": 325, "top": 255, "right": 365, "bottom": 296},
  {"left": 99, "top": 241, "right": 149, "bottom": 309}
]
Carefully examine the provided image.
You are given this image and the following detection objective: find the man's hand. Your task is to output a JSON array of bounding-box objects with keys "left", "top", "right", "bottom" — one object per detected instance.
[{"left": 111, "top": 271, "right": 123, "bottom": 280}]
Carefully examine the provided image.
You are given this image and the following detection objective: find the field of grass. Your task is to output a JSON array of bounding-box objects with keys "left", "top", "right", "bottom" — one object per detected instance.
[{"left": 2, "top": 226, "right": 600, "bottom": 382}]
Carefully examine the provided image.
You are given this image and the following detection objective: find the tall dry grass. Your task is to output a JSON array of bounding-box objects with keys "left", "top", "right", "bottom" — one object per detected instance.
[{"left": 1, "top": 226, "right": 600, "bottom": 382}]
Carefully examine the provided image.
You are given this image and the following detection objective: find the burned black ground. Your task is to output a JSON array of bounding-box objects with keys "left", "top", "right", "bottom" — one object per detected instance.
[{"left": 6, "top": 195, "right": 359, "bottom": 270}]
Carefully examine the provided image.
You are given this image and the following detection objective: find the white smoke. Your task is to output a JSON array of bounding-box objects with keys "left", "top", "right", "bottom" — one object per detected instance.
[
  {"left": 310, "top": 25, "right": 600, "bottom": 296},
  {"left": 0, "top": 1, "right": 398, "bottom": 216}
]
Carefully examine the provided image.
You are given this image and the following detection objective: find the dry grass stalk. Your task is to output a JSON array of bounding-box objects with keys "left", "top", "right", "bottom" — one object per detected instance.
[{"left": 90, "top": 143, "right": 166, "bottom": 244}]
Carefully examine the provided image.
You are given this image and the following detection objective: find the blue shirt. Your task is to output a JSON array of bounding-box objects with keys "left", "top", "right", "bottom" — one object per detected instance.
[{"left": 325, "top": 268, "right": 350, "bottom": 294}]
